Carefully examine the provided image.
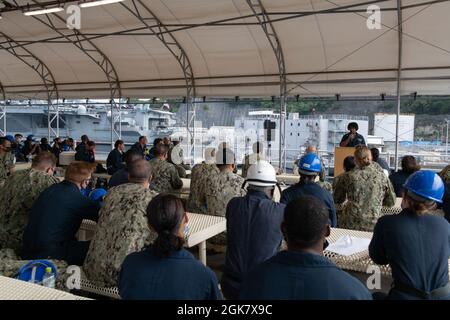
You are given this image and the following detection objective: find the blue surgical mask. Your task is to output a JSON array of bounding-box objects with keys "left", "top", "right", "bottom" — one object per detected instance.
[{"left": 184, "top": 224, "right": 190, "bottom": 239}]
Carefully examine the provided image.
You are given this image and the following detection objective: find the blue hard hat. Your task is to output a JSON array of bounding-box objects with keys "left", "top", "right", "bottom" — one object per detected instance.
[
  {"left": 4, "top": 135, "right": 14, "bottom": 142},
  {"left": 403, "top": 170, "right": 444, "bottom": 203},
  {"left": 299, "top": 153, "right": 321, "bottom": 174},
  {"left": 89, "top": 188, "right": 107, "bottom": 202}
]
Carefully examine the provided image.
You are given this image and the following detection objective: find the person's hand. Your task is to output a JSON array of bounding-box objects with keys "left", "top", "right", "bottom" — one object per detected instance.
[{"left": 349, "top": 133, "right": 356, "bottom": 140}]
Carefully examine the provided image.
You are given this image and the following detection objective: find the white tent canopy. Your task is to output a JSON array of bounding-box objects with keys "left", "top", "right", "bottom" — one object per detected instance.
[{"left": 0, "top": 0, "right": 449, "bottom": 99}]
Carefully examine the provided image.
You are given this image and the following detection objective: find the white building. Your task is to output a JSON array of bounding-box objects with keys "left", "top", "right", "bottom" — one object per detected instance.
[
  {"left": 234, "top": 111, "right": 369, "bottom": 164},
  {"left": 374, "top": 113, "right": 415, "bottom": 142}
]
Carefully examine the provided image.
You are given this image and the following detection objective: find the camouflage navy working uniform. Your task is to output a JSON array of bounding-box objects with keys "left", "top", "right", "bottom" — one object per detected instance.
[
  {"left": 149, "top": 158, "right": 183, "bottom": 193},
  {"left": 317, "top": 180, "right": 333, "bottom": 193},
  {"left": 332, "top": 171, "right": 354, "bottom": 214},
  {"left": 332, "top": 169, "right": 355, "bottom": 194},
  {"left": 205, "top": 171, "right": 246, "bottom": 244},
  {"left": 187, "top": 163, "right": 219, "bottom": 214},
  {"left": 0, "top": 168, "right": 59, "bottom": 253},
  {"left": 83, "top": 183, "right": 158, "bottom": 287},
  {"left": 334, "top": 163, "right": 396, "bottom": 231},
  {"left": 0, "top": 152, "right": 15, "bottom": 186}
]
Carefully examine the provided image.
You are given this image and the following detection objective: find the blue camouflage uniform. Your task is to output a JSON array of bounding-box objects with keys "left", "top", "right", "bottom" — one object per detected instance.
[
  {"left": 221, "top": 189, "right": 285, "bottom": 299},
  {"left": 369, "top": 208, "right": 450, "bottom": 300},
  {"left": 281, "top": 181, "right": 337, "bottom": 227},
  {"left": 240, "top": 251, "right": 372, "bottom": 300}
]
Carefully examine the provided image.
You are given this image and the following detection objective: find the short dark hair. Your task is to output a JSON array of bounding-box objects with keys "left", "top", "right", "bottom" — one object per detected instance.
[
  {"left": 146, "top": 194, "right": 186, "bottom": 258},
  {"left": 81, "top": 135, "right": 89, "bottom": 142},
  {"left": 343, "top": 156, "right": 356, "bottom": 172},
  {"left": 401, "top": 155, "right": 420, "bottom": 174},
  {"left": 14, "top": 134, "right": 23, "bottom": 138},
  {"left": 128, "top": 159, "right": 152, "bottom": 183},
  {"left": 124, "top": 150, "right": 143, "bottom": 167},
  {"left": 32, "top": 152, "right": 57, "bottom": 170},
  {"left": 41, "top": 137, "right": 48, "bottom": 144},
  {"left": 114, "top": 139, "right": 124, "bottom": 149},
  {"left": 153, "top": 138, "right": 163, "bottom": 146},
  {"left": 0, "top": 137, "right": 7, "bottom": 145},
  {"left": 155, "top": 144, "right": 169, "bottom": 157},
  {"left": 67, "top": 138, "right": 74, "bottom": 143},
  {"left": 139, "top": 136, "right": 146, "bottom": 142},
  {"left": 370, "top": 148, "right": 380, "bottom": 162},
  {"left": 347, "top": 122, "right": 358, "bottom": 131},
  {"left": 283, "top": 195, "right": 329, "bottom": 248}
]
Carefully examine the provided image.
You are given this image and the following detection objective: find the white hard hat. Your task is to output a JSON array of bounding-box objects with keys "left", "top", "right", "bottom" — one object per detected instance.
[
  {"left": 204, "top": 147, "right": 216, "bottom": 164},
  {"left": 246, "top": 160, "right": 277, "bottom": 187}
]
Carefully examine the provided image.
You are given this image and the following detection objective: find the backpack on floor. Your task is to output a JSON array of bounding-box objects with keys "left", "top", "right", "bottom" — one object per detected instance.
[{"left": 15, "top": 260, "right": 58, "bottom": 284}]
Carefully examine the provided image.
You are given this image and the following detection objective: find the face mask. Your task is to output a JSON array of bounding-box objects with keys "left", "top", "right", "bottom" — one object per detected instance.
[{"left": 184, "top": 224, "right": 190, "bottom": 240}]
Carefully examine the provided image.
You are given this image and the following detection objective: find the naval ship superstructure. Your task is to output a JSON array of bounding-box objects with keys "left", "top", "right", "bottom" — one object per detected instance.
[{"left": 3, "top": 103, "right": 177, "bottom": 144}]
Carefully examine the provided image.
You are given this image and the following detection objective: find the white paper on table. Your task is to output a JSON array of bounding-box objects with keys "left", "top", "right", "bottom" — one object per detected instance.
[{"left": 326, "top": 235, "right": 371, "bottom": 256}]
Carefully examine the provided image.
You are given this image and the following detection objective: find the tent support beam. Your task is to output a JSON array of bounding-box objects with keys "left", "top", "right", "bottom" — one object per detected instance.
[
  {"left": 6, "top": 0, "right": 446, "bottom": 45},
  {"left": 3, "top": 65, "right": 450, "bottom": 89},
  {"left": 395, "top": 0, "right": 403, "bottom": 171},
  {"left": 247, "top": 0, "right": 287, "bottom": 172},
  {"left": 0, "top": 82, "right": 5, "bottom": 136},
  {"left": 121, "top": 0, "right": 196, "bottom": 163},
  {"left": 28, "top": 0, "right": 122, "bottom": 147},
  {"left": 0, "top": 32, "right": 58, "bottom": 140}
]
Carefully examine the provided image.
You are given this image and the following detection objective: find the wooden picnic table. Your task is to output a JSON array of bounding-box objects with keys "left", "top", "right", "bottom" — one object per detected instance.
[{"left": 0, "top": 275, "right": 90, "bottom": 300}]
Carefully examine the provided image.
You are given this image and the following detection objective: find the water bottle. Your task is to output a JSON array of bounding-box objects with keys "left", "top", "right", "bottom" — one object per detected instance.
[{"left": 42, "top": 267, "right": 56, "bottom": 289}]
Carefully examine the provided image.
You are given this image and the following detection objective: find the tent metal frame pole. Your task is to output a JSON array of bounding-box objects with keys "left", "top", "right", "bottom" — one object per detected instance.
[
  {"left": 247, "top": 0, "right": 287, "bottom": 171},
  {"left": 395, "top": 0, "right": 403, "bottom": 171},
  {"left": 28, "top": 0, "right": 122, "bottom": 147},
  {"left": 0, "top": 82, "right": 5, "bottom": 136},
  {"left": 121, "top": 0, "right": 196, "bottom": 163},
  {"left": 0, "top": 32, "right": 58, "bottom": 140},
  {"left": 8, "top": 0, "right": 442, "bottom": 45},
  {"left": 4, "top": 65, "right": 450, "bottom": 89}
]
